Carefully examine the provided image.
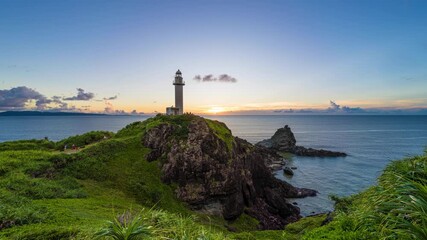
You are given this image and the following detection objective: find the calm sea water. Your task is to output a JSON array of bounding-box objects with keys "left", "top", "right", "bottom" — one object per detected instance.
[{"left": 1, "top": 115, "right": 427, "bottom": 216}]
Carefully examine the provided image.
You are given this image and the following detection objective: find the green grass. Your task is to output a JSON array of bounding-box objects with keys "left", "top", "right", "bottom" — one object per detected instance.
[
  {"left": 228, "top": 214, "right": 327, "bottom": 240},
  {"left": 303, "top": 154, "right": 427, "bottom": 240},
  {"left": 0, "top": 180, "right": 145, "bottom": 239},
  {"left": 282, "top": 214, "right": 327, "bottom": 239},
  {"left": 115, "top": 113, "right": 197, "bottom": 140},
  {"left": 205, "top": 119, "right": 235, "bottom": 152},
  {"left": 227, "top": 214, "right": 260, "bottom": 231},
  {"left": 55, "top": 131, "right": 114, "bottom": 150},
  {"left": 1, "top": 115, "right": 426, "bottom": 239},
  {"left": 0, "top": 139, "right": 56, "bottom": 151},
  {"left": 0, "top": 116, "right": 231, "bottom": 239},
  {"left": 62, "top": 135, "right": 189, "bottom": 213},
  {"left": 0, "top": 131, "right": 114, "bottom": 153}
]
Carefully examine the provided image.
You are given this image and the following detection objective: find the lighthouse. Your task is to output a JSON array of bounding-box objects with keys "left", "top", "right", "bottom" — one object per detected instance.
[{"left": 166, "top": 70, "right": 185, "bottom": 115}]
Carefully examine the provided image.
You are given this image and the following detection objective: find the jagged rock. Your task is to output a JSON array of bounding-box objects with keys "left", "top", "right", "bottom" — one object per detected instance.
[
  {"left": 293, "top": 146, "right": 347, "bottom": 157},
  {"left": 256, "top": 125, "right": 347, "bottom": 157},
  {"left": 142, "top": 115, "right": 316, "bottom": 229},
  {"left": 283, "top": 167, "right": 294, "bottom": 176},
  {"left": 253, "top": 145, "right": 287, "bottom": 170},
  {"left": 257, "top": 125, "right": 296, "bottom": 152},
  {"left": 293, "top": 146, "right": 346, "bottom": 157},
  {"left": 225, "top": 225, "right": 238, "bottom": 232}
]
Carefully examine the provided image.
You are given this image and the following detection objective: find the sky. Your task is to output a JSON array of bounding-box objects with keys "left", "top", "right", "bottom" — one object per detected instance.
[{"left": 1, "top": 0, "right": 427, "bottom": 114}]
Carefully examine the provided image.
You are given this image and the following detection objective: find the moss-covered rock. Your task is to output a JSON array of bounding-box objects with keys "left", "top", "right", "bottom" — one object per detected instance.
[{"left": 142, "top": 114, "right": 316, "bottom": 229}]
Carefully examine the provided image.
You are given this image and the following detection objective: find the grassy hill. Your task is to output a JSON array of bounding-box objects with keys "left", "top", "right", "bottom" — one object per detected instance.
[{"left": 0, "top": 114, "right": 425, "bottom": 239}]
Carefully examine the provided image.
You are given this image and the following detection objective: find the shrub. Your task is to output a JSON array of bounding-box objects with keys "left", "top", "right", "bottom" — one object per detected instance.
[
  {"left": 56, "top": 131, "right": 114, "bottom": 150},
  {"left": 94, "top": 211, "right": 152, "bottom": 240},
  {"left": 0, "top": 190, "right": 50, "bottom": 229},
  {"left": 115, "top": 122, "right": 146, "bottom": 138},
  {"left": 0, "top": 139, "right": 55, "bottom": 151}
]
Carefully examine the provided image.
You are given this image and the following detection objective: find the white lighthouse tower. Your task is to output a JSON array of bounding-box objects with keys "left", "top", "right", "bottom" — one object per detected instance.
[{"left": 166, "top": 70, "right": 185, "bottom": 115}]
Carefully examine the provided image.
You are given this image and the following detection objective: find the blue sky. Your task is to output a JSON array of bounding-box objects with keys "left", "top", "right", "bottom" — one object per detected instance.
[{"left": 1, "top": 0, "right": 427, "bottom": 114}]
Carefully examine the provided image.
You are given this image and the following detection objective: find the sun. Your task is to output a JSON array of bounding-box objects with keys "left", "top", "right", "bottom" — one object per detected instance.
[{"left": 207, "top": 106, "right": 225, "bottom": 114}]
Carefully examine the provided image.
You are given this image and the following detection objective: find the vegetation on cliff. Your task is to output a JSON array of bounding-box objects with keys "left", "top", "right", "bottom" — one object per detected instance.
[
  {"left": 304, "top": 153, "right": 427, "bottom": 239},
  {"left": 205, "top": 118, "right": 235, "bottom": 152},
  {"left": 0, "top": 114, "right": 425, "bottom": 239}
]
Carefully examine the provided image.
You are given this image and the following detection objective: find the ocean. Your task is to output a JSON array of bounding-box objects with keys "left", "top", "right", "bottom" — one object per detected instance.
[{"left": 1, "top": 115, "right": 427, "bottom": 216}]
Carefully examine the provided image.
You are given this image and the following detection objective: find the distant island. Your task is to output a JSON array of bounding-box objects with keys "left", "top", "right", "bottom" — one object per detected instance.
[{"left": 1, "top": 111, "right": 110, "bottom": 116}]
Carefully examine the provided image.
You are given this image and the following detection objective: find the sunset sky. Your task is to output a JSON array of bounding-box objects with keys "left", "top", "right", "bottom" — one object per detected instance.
[{"left": 1, "top": 0, "right": 427, "bottom": 114}]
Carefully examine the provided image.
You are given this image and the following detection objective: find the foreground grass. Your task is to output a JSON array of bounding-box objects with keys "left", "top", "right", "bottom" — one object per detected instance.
[
  {"left": 0, "top": 115, "right": 426, "bottom": 239},
  {"left": 0, "top": 116, "right": 285, "bottom": 239},
  {"left": 304, "top": 153, "right": 427, "bottom": 240}
]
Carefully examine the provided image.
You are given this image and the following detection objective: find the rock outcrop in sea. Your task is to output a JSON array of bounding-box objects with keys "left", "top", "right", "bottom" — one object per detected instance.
[
  {"left": 142, "top": 115, "right": 316, "bottom": 229},
  {"left": 256, "top": 125, "right": 347, "bottom": 157}
]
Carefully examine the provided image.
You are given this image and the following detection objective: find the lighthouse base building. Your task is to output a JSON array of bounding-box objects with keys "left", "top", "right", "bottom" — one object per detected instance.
[
  {"left": 166, "top": 106, "right": 179, "bottom": 115},
  {"left": 166, "top": 70, "right": 185, "bottom": 115}
]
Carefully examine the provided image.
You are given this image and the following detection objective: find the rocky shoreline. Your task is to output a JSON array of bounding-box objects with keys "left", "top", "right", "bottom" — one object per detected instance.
[{"left": 256, "top": 125, "right": 347, "bottom": 157}]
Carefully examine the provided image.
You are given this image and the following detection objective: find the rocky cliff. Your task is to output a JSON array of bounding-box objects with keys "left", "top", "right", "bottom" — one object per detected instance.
[
  {"left": 257, "top": 125, "right": 347, "bottom": 157},
  {"left": 142, "top": 115, "right": 316, "bottom": 229}
]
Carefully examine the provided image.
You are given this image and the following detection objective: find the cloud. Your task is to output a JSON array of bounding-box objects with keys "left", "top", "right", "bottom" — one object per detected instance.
[
  {"left": 35, "top": 97, "right": 53, "bottom": 110},
  {"left": 0, "top": 86, "right": 47, "bottom": 110},
  {"left": 64, "top": 88, "right": 95, "bottom": 101},
  {"left": 203, "top": 74, "right": 216, "bottom": 81},
  {"left": 341, "top": 106, "right": 364, "bottom": 113},
  {"left": 104, "top": 101, "right": 114, "bottom": 113},
  {"left": 0, "top": 86, "right": 81, "bottom": 111},
  {"left": 218, "top": 74, "right": 237, "bottom": 83},
  {"left": 48, "top": 96, "right": 74, "bottom": 111},
  {"left": 103, "top": 101, "right": 128, "bottom": 115},
  {"left": 102, "top": 94, "right": 120, "bottom": 114},
  {"left": 52, "top": 96, "right": 62, "bottom": 101},
  {"left": 266, "top": 101, "right": 372, "bottom": 115},
  {"left": 103, "top": 95, "right": 117, "bottom": 101},
  {"left": 328, "top": 101, "right": 341, "bottom": 111},
  {"left": 193, "top": 74, "right": 237, "bottom": 83},
  {"left": 131, "top": 109, "right": 145, "bottom": 115},
  {"left": 0, "top": 86, "right": 124, "bottom": 113},
  {"left": 114, "top": 110, "right": 126, "bottom": 114},
  {"left": 327, "top": 100, "right": 365, "bottom": 113}
]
